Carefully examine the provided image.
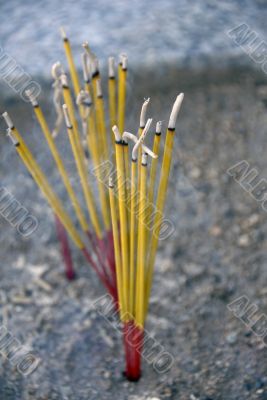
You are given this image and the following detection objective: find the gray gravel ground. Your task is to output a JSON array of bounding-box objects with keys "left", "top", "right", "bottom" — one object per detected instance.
[{"left": 0, "top": 66, "right": 267, "bottom": 399}]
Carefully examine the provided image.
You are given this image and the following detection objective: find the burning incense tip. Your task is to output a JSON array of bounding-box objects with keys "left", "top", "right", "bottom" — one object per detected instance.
[
  {"left": 131, "top": 134, "right": 142, "bottom": 161},
  {"left": 51, "top": 62, "right": 64, "bottom": 80},
  {"left": 25, "top": 89, "right": 38, "bottom": 107},
  {"left": 119, "top": 54, "right": 128, "bottom": 70},
  {"left": 91, "top": 57, "right": 99, "bottom": 77},
  {"left": 108, "top": 57, "right": 115, "bottom": 78},
  {"left": 96, "top": 79, "right": 103, "bottom": 97},
  {"left": 60, "top": 74, "right": 69, "bottom": 88},
  {"left": 156, "top": 121, "right": 162, "bottom": 134},
  {"left": 76, "top": 90, "right": 92, "bottom": 107},
  {"left": 168, "top": 93, "right": 184, "bottom": 130},
  {"left": 82, "top": 41, "right": 92, "bottom": 54},
  {"left": 142, "top": 117, "right": 153, "bottom": 138},
  {"left": 141, "top": 152, "right": 148, "bottom": 166},
  {"left": 7, "top": 128, "right": 19, "bottom": 146},
  {"left": 140, "top": 98, "right": 150, "bottom": 128},
  {"left": 109, "top": 176, "right": 114, "bottom": 188},
  {"left": 62, "top": 104, "right": 72, "bottom": 128},
  {"left": 2, "top": 112, "right": 14, "bottom": 129},
  {"left": 112, "top": 125, "right": 121, "bottom": 142},
  {"left": 60, "top": 27, "right": 67, "bottom": 40},
  {"left": 81, "top": 53, "right": 90, "bottom": 82}
]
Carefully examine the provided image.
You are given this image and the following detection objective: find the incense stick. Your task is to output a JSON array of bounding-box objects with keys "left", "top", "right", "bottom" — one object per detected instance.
[
  {"left": 60, "top": 27, "right": 81, "bottom": 97},
  {"left": 25, "top": 90, "right": 90, "bottom": 235},
  {"left": 108, "top": 57, "right": 117, "bottom": 154},
  {"left": 61, "top": 75, "right": 103, "bottom": 239},
  {"left": 112, "top": 125, "right": 129, "bottom": 315},
  {"left": 145, "top": 93, "right": 184, "bottom": 312}
]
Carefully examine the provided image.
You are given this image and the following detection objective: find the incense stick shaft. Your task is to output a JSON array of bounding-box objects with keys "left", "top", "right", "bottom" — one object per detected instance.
[
  {"left": 62, "top": 36, "right": 80, "bottom": 97},
  {"left": 12, "top": 129, "right": 84, "bottom": 248},
  {"left": 54, "top": 214, "right": 75, "bottom": 280},
  {"left": 33, "top": 105, "right": 89, "bottom": 232},
  {"left": 64, "top": 114, "right": 102, "bottom": 239},
  {"left": 108, "top": 77, "right": 117, "bottom": 153},
  {"left": 129, "top": 160, "right": 137, "bottom": 316},
  {"left": 62, "top": 90, "right": 102, "bottom": 238},
  {"left": 115, "top": 142, "right": 129, "bottom": 316},
  {"left": 118, "top": 64, "right": 127, "bottom": 133},
  {"left": 135, "top": 160, "right": 147, "bottom": 327},
  {"left": 146, "top": 131, "right": 161, "bottom": 248},
  {"left": 108, "top": 183, "right": 125, "bottom": 318},
  {"left": 145, "top": 129, "right": 175, "bottom": 311}
]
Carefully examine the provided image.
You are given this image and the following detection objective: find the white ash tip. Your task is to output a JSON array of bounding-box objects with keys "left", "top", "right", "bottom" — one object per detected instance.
[
  {"left": 62, "top": 104, "right": 72, "bottom": 128},
  {"left": 60, "top": 74, "right": 68, "bottom": 87},
  {"left": 91, "top": 58, "right": 99, "bottom": 76},
  {"left": 51, "top": 62, "right": 64, "bottom": 80},
  {"left": 108, "top": 57, "right": 115, "bottom": 78},
  {"left": 60, "top": 27, "right": 67, "bottom": 40},
  {"left": 141, "top": 152, "right": 147, "bottom": 165},
  {"left": 81, "top": 53, "right": 90, "bottom": 82},
  {"left": 168, "top": 93, "right": 184, "bottom": 130},
  {"left": 109, "top": 176, "right": 114, "bottom": 188},
  {"left": 140, "top": 98, "right": 150, "bottom": 128},
  {"left": 76, "top": 90, "right": 92, "bottom": 107},
  {"left": 25, "top": 89, "right": 38, "bottom": 106},
  {"left": 119, "top": 54, "right": 128, "bottom": 68},
  {"left": 142, "top": 118, "right": 153, "bottom": 138},
  {"left": 7, "top": 128, "right": 19, "bottom": 146},
  {"left": 82, "top": 41, "right": 90, "bottom": 50},
  {"left": 96, "top": 79, "right": 102, "bottom": 97},
  {"left": 122, "top": 131, "right": 136, "bottom": 143},
  {"left": 2, "top": 112, "right": 14, "bottom": 129},
  {"left": 156, "top": 121, "right": 162, "bottom": 134},
  {"left": 112, "top": 125, "right": 121, "bottom": 142}
]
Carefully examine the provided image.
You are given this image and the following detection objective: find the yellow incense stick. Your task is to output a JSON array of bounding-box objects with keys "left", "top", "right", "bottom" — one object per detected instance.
[
  {"left": 146, "top": 121, "right": 162, "bottom": 248},
  {"left": 94, "top": 79, "right": 111, "bottom": 230},
  {"left": 117, "top": 55, "right": 127, "bottom": 133},
  {"left": 129, "top": 157, "right": 137, "bottom": 316},
  {"left": 61, "top": 101, "right": 102, "bottom": 239},
  {"left": 108, "top": 57, "right": 117, "bottom": 154},
  {"left": 26, "top": 91, "right": 89, "bottom": 234},
  {"left": 108, "top": 177, "right": 125, "bottom": 317},
  {"left": 112, "top": 126, "right": 129, "bottom": 317},
  {"left": 3, "top": 114, "right": 84, "bottom": 249},
  {"left": 81, "top": 55, "right": 112, "bottom": 233},
  {"left": 90, "top": 57, "right": 103, "bottom": 158},
  {"left": 145, "top": 94, "right": 184, "bottom": 312},
  {"left": 61, "top": 74, "right": 103, "bottom": 236},
  {"left": 60, "top": 27, "right": 80, "bottom": 97},
  {"left": 95, "top": 79, "right": 110, "bottom": 166},
  {"left": 135, "top": 153, "right": 148, "bottom": 327},
  {"left": 81, "top": 52, "right": 101, "bottom": 165},
  {"left": 137, "top": 98, "right": 150, "bottom": 188},
  {"left": 81, "top": 52, "right": 96, "bottom": 160}
]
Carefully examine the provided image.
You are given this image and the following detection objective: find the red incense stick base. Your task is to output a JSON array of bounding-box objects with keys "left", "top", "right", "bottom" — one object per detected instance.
[
  {"left": 123, "top": 321, "right": 143, "bottom": 381},
  {"left": 54, "top": 215, "right": 75, "bottom": 280}
]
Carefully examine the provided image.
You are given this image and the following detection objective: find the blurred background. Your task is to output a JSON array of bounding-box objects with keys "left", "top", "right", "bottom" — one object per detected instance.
[{"left": 0, "top": 1, "right": 267, "bottom": 399}]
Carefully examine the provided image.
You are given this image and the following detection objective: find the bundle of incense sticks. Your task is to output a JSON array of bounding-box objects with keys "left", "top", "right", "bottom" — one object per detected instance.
[{"left": 2, "top": 28, "right": 184, "bottom": 381}]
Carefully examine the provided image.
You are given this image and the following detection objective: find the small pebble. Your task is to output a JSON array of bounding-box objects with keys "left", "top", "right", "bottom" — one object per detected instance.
[
  {"left": 209, "top": 225, "right": 222, "bottom": 237},
  {"left": 189, "top": 167, "right": 201, "bottom": 179},
  {"left": 183, "top": 263, "right": 204, "bottom": 277},
  {"left": 226, "top": 331, "right": 238, "bottom": 344},
  {"left": 238, "top": 234, "right": 250, "bottom": 247},
  {"left": 242, "top": 214, "right": 260, "bottom": 229}
]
